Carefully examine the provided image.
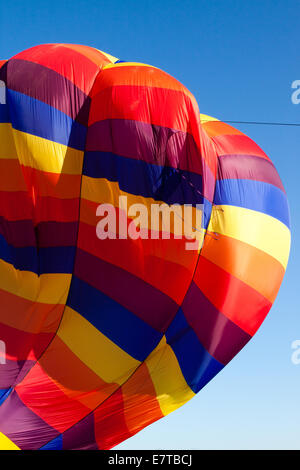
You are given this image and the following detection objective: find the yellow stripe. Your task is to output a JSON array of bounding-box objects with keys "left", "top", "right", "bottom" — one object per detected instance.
[
  {"left": 10, "top": 128, "right": 83, "bottom": 174},
  {"left": 0, "top": 432, "right": 20, "bottom": 450},
  {"left": 200, "top": 114, "right": 219, "bottom": 123},
  {"left": 145, "top": 336, "right": 194, "bottom": 416},
  {"left": 57, "top": 306, "right": 140, "bottom": 384},
  {"left": 0, "top": 259, "right": 70, "bottom": 303},
  {"left": 208, "top": 205, "right": 291, "bottom": 269},
  {"left": 103, "top": 62, "right": 159, "bottom": 70},
  {"left": 95, "top": 49, "right": 119, "bottom": 64},
  {"left": 0, "top": 124, "right": 18, "bottom": 159}
]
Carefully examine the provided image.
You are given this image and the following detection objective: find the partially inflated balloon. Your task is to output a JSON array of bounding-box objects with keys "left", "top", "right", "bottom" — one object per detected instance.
[{"left": 0, "top": 45, "right": 290, "bottom": 450}]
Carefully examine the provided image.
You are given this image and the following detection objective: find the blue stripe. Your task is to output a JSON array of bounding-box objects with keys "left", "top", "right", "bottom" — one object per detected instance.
[
  {"left": 83, "top": 151, "right": 212, "bottom": 228},
  {"left": 39, "top": 246, "right": 76, "bottom": 274},
  {"left": 6, "top": 89, "right": 86, "bottom": 150},
  {"left": 214, "top": 179, "right": 290, "bottom": 228},
  {"left": 0, "top": 103, "right": 8, "bottom": 123},
  {"left": 40, "top": 434, "right": 63, "bottom": 450},
  {"left": 0, "top": 233, "right": 38, "bottom": 272},
  {"left": 67, "top": 276, "right": 163, "bottom": 362},
  {"left": 0, "top": 234, "right": 75, "bottom": 273},
  {"left": 165, "top": 309, "right": 224, "bottom": 393},
  {"left": 0, "top": 388, "right": 12, "bottom": 406}
]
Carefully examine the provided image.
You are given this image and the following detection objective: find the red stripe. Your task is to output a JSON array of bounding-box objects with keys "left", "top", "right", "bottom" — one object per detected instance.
[
  {"left": 193, "top": 256, "right": 272, "bottom": 335},
  {"left": 77, "top": 219, "right": 196, "bottom": 304},
  {"left": 0, "top": 191, "right": 79, "bottom": 222},
  {"left": 33, "top": 196, "right": 79, "bottom": 223},
  {"left": 94, "top": 388, "right": 131, "bottom": 449},
  {"left": 0, "top": 321, "right": 54, "bottom": 361},
  {"left": 89, "top": 84, "right": 195, "bottom": 133},
  {"left": 16, "top": 360, "right": 91, "bottom": 433},
  {"left": 213, "top": 134, "right": 270, "bottom": 160},
  {"left": 0, "top": 191, "right": 33, "bottom": 220},
  {"left": 21, "top": 165, "right": 81, "bottom": 199}
]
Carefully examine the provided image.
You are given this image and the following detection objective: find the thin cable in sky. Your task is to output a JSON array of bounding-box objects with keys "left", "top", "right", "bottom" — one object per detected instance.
[{"left": 221, "top": 120, "right": 300, "bottom": 127}]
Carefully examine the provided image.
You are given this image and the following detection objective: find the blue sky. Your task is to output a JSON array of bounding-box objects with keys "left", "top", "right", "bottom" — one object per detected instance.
[{"left": 0, "top": 0, "right": 299, "bottom": 450}]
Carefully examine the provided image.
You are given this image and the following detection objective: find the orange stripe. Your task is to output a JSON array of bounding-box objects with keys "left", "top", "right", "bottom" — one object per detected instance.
[
  {"left": 38, "top": 335, "right": 119, "bottom": 411},
  {"left": 63, "top": 44, "right": 113, "bottom": 67},
  {"left": 0, "top": 286, "right": 63, "bottom": 334},
  {"left": 202, "top": 120, "right": 244, "bottom": 138},
  {"left": 0, "top": 160, "right": 27, "bottom": 191},
  {"left": 121, "top": 362, "right": 163, "bottom": 435},
  {"left": 201, "top": 233, "right": 285, "bottom": 303},
  {"left": 91, "top": 64, "right": 195, "bottom": 100}
]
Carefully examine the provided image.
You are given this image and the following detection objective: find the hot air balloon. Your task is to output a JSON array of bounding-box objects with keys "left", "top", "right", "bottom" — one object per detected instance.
[{"left": 0, "top": 44, "right": 290, "bottom": 450}]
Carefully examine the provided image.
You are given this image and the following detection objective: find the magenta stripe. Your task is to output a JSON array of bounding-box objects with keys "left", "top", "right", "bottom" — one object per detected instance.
[
  {"left": 218, "top": 154, "right": 285, "bottom": 192},
  {"left": 86, "top": 118, "right": 216, "bottom": 200},
  {"left": 86, "top": 118, "right": 203, "bottom": 174},
  {"left": 0, "top": 219, "right": 78, "bottom": 248},
  {"left": 62, "top": 413, "right": 98, "bottom": 450},
  {"left": 5, "top": 59, "right": 90, "bottom": 125},
  {"left": 182, "top": 281, "right": 251, "bottom": 365},
  {"left": 36, "top": 221, "right": 78, "bottom": 247},
  {"left": 0, "top": 391, "right": 58, "bottom": 449},
  {"left": 74, "top": 248, "right": 179, "bottom": 332}
]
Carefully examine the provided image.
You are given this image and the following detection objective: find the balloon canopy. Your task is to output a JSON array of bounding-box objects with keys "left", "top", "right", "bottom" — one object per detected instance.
[{"left": 0, "top": 44, "right": 290, "bottom": 450}]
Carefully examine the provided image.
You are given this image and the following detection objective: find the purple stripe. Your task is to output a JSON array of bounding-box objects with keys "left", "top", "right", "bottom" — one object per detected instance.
[
  {"left": 0, "top": 359, "right": 35, "bottom": 389},
  {"left": 62, "top": 412, "right": 98, "bottom": 450},
  {"left": 36, "top": 221, "right": 78, "bottom": 247},
  {"left": 5, "top": 59, "right": 90, "bottom": 125},
  {"left": 86, "top": 118, "right": 203, "bottom": 174},
  {"left": 0, "top": 219, "right": 78, "bottom": 247},
  {"left": 0, "top": 391, "right": 58, "bottom": 449},
  {"left": 217, "top": 154, "right": 285, "bottom": 192},
  {"left": 182, "top": 281, "right": 251, "bottom": 365},
  {"left": 74, "top": 248, "right": 179, "bottom": 332},
  {"left": 0, "top": 217, "right": 35, "bottom": 247}
]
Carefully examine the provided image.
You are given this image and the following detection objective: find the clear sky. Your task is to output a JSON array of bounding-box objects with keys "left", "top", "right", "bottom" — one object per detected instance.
[{"left": 0, "top": 0, "right": 299, "bottom": 450}]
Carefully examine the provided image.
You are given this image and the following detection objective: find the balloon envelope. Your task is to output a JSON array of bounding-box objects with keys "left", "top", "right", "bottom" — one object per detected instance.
[{"left": 0, "top": 45, "right": 290, "bottom": 450}]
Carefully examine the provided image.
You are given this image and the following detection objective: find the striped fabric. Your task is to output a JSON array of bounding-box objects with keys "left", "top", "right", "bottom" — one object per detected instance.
[{"left": 0, "top": 45, "right": 290, "bottom": 450}]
